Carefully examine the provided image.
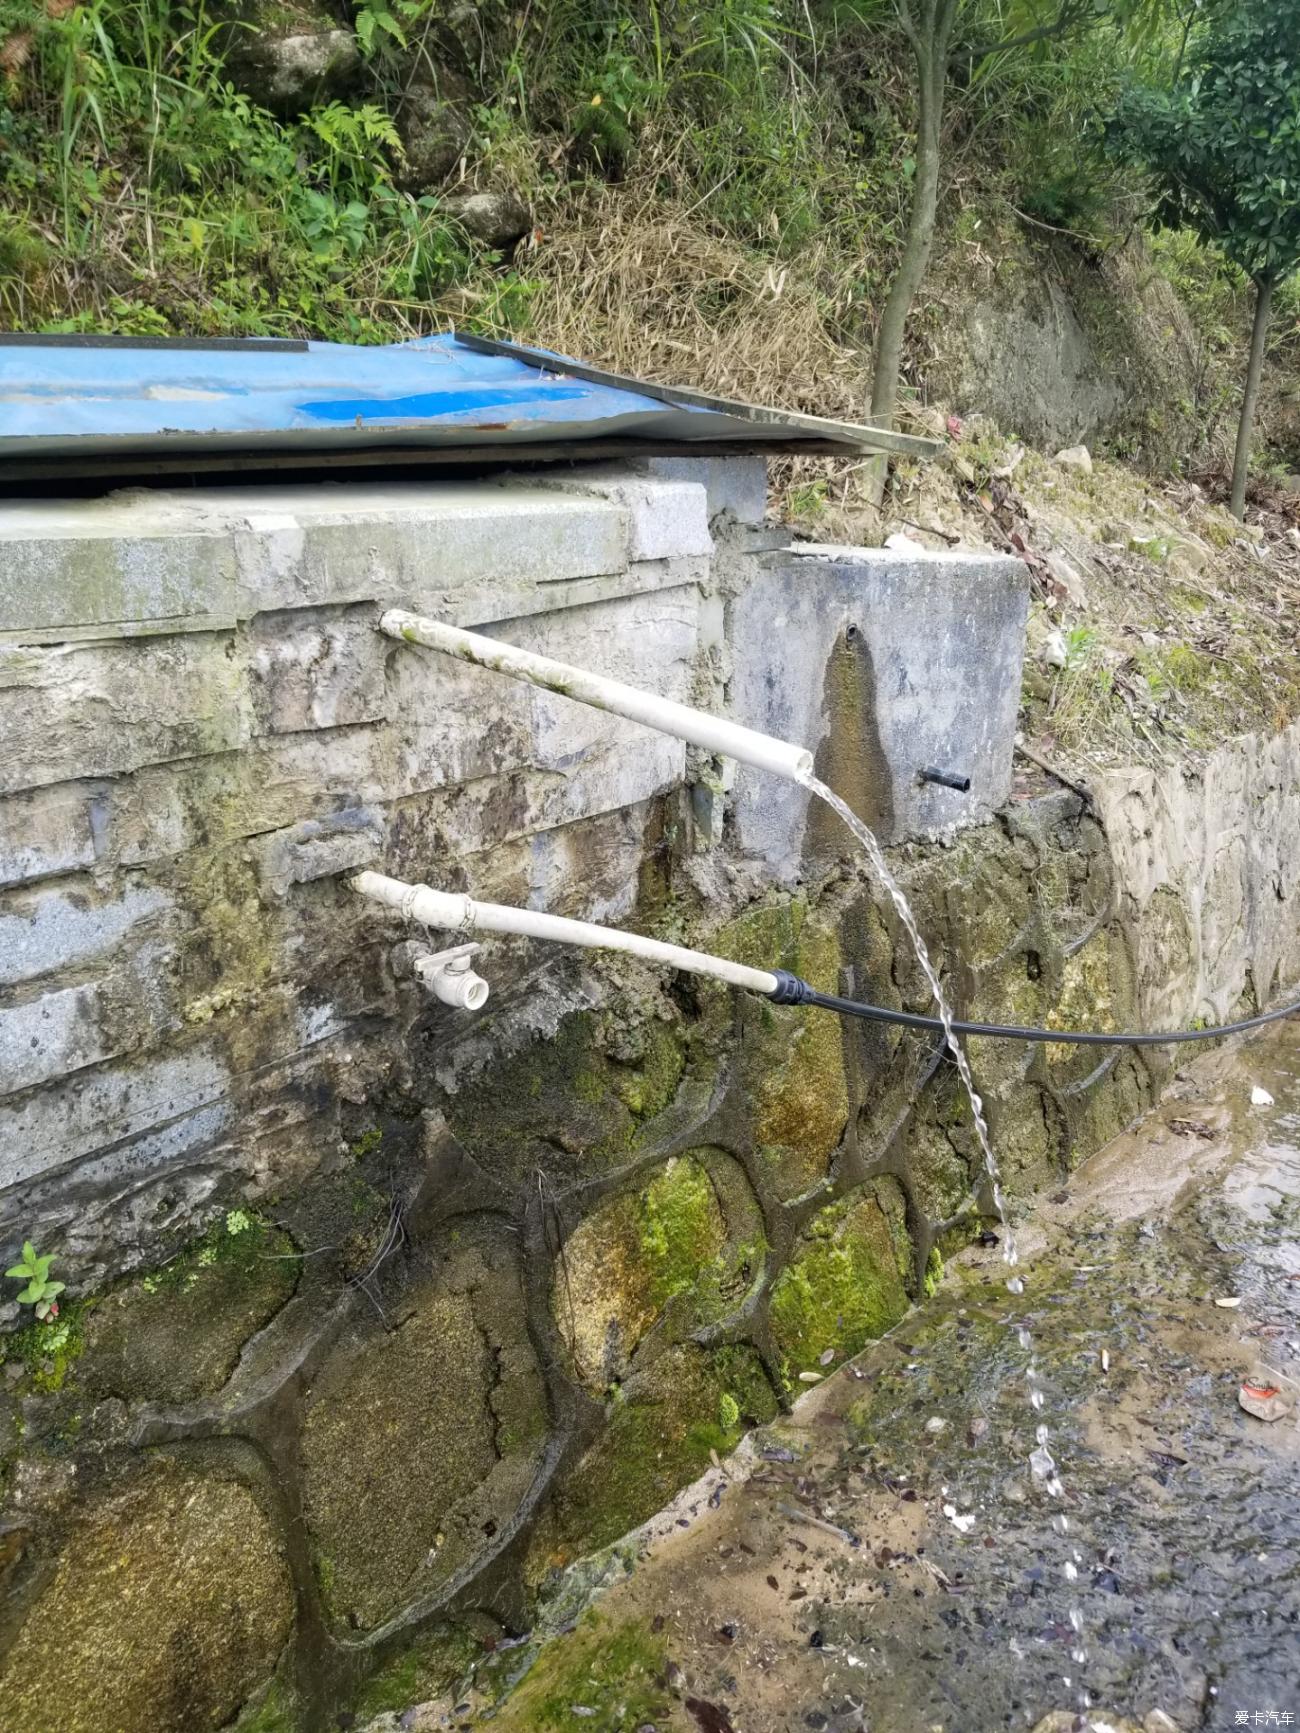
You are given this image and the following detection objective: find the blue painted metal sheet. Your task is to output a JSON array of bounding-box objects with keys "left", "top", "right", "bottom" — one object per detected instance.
[{"left": 0, "top": 331, "right": 898, "bottom": 464}]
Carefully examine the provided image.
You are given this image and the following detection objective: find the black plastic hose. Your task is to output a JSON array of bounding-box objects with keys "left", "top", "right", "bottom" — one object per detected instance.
[{"left": 767, "top": 970, "right": 1300, "bottom": 1047}]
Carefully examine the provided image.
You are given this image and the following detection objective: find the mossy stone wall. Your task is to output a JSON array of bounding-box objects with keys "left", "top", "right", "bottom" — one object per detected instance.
[{"left": 0, "top": 783, "right": 1168, "bottom": 1730}]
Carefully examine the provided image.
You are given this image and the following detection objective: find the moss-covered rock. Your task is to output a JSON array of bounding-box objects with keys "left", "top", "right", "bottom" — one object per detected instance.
[
  {"left": 991, "top": 1083, "right": 1056, "bottom": 1191},
  {"left": 442, "top": 1009, "right": 686, "bottom": 1186},
  {"left": 79, "top": 1215, "right": 298, "bottom": 1404},
  {"left": 1068, "top": 1050, "right": 1151, "bottom": 1162},
  {"left": 552, "top": 1150, "right": 763, "bottom": 1389},
  {"left": 300, "top": 1221, "right": 545, "bottom": 1631},
  {"left": 1045, "top": 928, "right": 1135, "bottom": 1085},
  {"left": 713, "top": 901, "right": 850, "bottom": 1197},
  {"left": 0, "top": 1456, "right": 294, "bottom": 1733},
  {"left": 769, "top": 1178, "right": 912, "bottom": 1382},
  {"left": 526, "top": 1343, "right": 777, "bottom": 1579},
  {"left": 902, "top": 1115, "right": 973, "bottom": 1224},
  {"left": 480, "top": 1612, "right": 671, "bottom": 1733},
  {"left": 350, "top": 1619, "right": 489, "bottom": 1722}
]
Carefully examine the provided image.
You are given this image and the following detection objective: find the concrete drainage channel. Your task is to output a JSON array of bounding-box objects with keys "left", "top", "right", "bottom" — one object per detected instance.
[{"left": 1, "top": 453, "right": 1299, "bottom": 1731}]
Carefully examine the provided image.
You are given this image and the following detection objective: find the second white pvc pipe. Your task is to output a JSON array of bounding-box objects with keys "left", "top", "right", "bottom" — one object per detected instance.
[
  {"left": 379, "top": 609, "right": 814, "bottom": 784},
  {"left": 352, "top": 871, "right": 780, "bottom": 997}
]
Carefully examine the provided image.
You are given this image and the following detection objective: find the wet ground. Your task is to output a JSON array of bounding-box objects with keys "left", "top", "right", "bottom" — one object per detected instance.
[{"left": 377, "top": 1025, "right": 1300, "bottom": 1733}]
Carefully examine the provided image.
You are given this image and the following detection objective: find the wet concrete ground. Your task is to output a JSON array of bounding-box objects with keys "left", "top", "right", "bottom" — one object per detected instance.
[{"left": 381, "top": 1025, "right": 1300, "bottom": 1733}]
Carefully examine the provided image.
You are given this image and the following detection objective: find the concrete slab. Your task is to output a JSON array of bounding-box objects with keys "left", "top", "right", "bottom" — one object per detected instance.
[{"left": 728, "top": 544, "right": 1028, "bottom": 877}]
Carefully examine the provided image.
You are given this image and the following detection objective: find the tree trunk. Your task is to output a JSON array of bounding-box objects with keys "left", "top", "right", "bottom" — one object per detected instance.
[
  {"left": 865, "top": 0, "right": 956, "bottom": 506},
  {"left": 1230, "top": 274, "right": 1273, "bottom": 521}
]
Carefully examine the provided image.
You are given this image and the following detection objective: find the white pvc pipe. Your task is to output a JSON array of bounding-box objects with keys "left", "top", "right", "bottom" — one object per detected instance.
[
  {"left": 352, "top": 871, "right": 780, "bottom": 997},
  {"left": 379, "top": 609, "right": 814, "bottom": 784}
]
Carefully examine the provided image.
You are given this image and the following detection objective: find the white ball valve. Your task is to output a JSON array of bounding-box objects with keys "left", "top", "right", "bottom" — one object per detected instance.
[
  {"left": 391, "top": 939, "right": 489, "bottom": 1010},
  {"left": 414, "top": 942, "right": 490, "bottom": 1010}
]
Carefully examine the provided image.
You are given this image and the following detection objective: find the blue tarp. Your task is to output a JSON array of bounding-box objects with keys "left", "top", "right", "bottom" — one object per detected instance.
[{"left": 0, "top": 331, "right": 881, "bottom": 464}]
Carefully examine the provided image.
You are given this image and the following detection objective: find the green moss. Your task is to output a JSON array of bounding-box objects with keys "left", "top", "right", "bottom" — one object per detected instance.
[
  {"left": 553, "top": 1153, "right": 763, "bottom": 1391},
  {"left": 638, "top": 1157, "right": 723, "bottom": 1307},
  {"left": 615, "top": 1017, "right": 684, "bottom": 1121},
  {"left": 528, "top": 1345, "right": 776, "bottom": 1576},
  {"left": 769, "top": 1180, "right": 912, "bottom": 1382},
  {"left": 443, "top": 1009, "right": 686, "bottom": 1183},
  {"left": 1, "top": 1300, "right": 91, "bottom": 1394},
  {"left": 1162, "top": 642, "right": 1211, "bottom": 691},
  {"left": 348, "top": 1125, "right": 383, "bottom": 1160},
  {"left": 487, "top": 1613, "right": 670, "bottom": 1732},
  {"left": 351, "top": 1623, "right": 483, "bottom": 1720},
  {"left": 573, "top": 1067, "right": 605, "bottom": 1104},
  {"left": 923, "top": 1245, "right": 944, "bottom": 1298},
  {"left": 77, "top": 1214, "right": 297, "bottom": 1405},
  {"left": 234, "top": 1678, "right": 301, "bottom": 1733}
]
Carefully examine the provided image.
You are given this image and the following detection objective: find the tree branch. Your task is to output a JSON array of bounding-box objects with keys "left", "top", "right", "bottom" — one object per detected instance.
[
  {"left": 951, "top": 0, "right": 1092, "bottom": 68},
  {"left": 895, "top": 0, "right": 923, "bottom": 59}
]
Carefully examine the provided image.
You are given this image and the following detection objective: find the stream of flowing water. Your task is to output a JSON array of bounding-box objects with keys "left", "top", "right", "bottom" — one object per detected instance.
[{"left": 799, "top": 771, "right": 1090, "bottom": 1694}]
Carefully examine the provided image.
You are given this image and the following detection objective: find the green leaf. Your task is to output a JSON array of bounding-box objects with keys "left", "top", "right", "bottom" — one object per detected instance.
[
  {"left": 15, "top": 1282, "right": 40, "bottom": 1304},
  {"left": 43, "top": 1281, "right": 66, "bottom": 1299}
]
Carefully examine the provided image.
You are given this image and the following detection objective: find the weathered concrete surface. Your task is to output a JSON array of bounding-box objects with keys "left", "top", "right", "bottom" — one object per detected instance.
[
  {"left": 1096, "top": 720, "right": 1300, "bottom": 1030},
  {"left": 0, "top": 477, "right": 715, "bottom": 1266},
  {"left": 728, "top": 544, "right": 1029, "bottom": 875}
]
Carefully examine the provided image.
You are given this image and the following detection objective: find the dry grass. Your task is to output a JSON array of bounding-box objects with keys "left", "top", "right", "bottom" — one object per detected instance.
[{"left": 501, "top": 136, "right": 870, "bottom": 423}]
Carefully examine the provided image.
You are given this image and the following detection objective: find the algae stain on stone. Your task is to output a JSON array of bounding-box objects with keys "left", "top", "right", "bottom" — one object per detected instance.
[
  {"left": 301, "top": 1226, "right": 546, "bottom": 1632},
  {"left": 711, "top": 901, "right": 851, "bottom": 1196},
  {"left": 803, "top": 624, "right": 896, "bottom": 861},
  {"left": 79, "top": 1217, "right": 298, "bottom": 1405},
  {"left": 0, "top": 1458, "right": 294, "bottom": 1733},
  {"left": 443, "top": 1009, "right": 686, "bottom": 1185}
]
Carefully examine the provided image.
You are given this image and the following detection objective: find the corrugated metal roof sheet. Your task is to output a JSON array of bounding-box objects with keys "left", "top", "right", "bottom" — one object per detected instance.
[{"left": 0, "top": 330, "right": 937, "bottom": 471}]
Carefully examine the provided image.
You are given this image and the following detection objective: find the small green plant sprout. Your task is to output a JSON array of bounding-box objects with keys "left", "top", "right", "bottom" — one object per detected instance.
[
  {"left": 1062, "top": 624, "right": 1098, "bottom": 672},
  {"left": 5, "top": 1242, "right": 65, "bottom": 1321},
  {"left": 718, "top": 1391, "right": 741, "bottom": 1432},
  {"left": 225, "top": 1208, "right": 253, "bottom": 1237}
]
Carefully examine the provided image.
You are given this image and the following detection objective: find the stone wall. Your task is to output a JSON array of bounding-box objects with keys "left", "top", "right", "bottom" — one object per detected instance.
[
  {"left": 1096, "top": 722, "right": 1300, "bottom": 1034},
  {"left": 1, "top": 458, "right": 1292, "bottom": 1731},
  {"left": 0, "top": 462, "right": 1022, "bottom": 1287}
]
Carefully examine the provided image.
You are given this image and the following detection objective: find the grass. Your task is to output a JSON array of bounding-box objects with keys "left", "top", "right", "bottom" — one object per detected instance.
[{"left": 0, "top": 0, "right": 1295, "bottom": 542}]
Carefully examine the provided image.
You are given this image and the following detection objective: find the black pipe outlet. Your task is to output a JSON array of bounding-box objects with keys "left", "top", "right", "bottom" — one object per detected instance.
[{"left": 920, "top": 766, "right": 971, "bottom": 792}]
